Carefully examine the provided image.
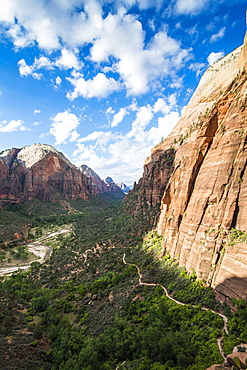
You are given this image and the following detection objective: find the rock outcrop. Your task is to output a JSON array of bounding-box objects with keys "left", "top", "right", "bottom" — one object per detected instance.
[
  {"left": 117, "top": 182, "right": 132, "bottom": 194},
  {"left": 206, "top": 345, "right": 247, "bottom": 369},
  {"left": 79, "top": 165, "right": 124, "bottom": 195},
  {"left": 126, "top": 147, "right": 175, "bottom": 215},
  {"left": 103, "top": 176, "right": 123, "bottom": 193},
  {"left": 0, "top": 144, "right": 91, "bottom": 203},
  {"left": 127, "top": 33, "right": 247, "bottom": 301},
  {"left": 79, "top": 164, "right": 107, "bottom": 194}
]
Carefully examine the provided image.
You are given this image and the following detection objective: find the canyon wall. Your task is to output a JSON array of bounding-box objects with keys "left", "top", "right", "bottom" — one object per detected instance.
[
  {"left": 129, "top": 35, "right": 247, "bottom": 301},
  {"left": 126, "top": 148, "right": 175, "bottom": 218}
]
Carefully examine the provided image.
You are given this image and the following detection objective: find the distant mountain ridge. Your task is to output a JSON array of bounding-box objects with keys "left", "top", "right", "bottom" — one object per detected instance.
[
  {"left": 116, "top": 182, "right": 133, "bottom": 194},
  {"left": 78, "top": 165, "right": 123, "bottom": 194},
  {"left": 0, "top": 144, "right": 124, "bottom": 205}
]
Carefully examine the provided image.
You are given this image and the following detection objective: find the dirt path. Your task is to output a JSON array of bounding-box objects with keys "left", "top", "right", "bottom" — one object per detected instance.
[
  {"left": 0, "top": 227, "right": 72, "bottom": 277},
  {"left": 123, "top": 253, "right": 228, "bottom": 361}
]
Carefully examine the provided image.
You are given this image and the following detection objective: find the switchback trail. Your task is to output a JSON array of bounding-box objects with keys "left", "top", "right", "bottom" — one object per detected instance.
[{"left": 122, "top": 253, "right": 229, "bottom": 362}]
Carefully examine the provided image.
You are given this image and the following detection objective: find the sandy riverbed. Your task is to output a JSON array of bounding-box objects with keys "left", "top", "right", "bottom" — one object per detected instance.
[{"left": 0, "top": 227, "right": 71, "bottom": 277}]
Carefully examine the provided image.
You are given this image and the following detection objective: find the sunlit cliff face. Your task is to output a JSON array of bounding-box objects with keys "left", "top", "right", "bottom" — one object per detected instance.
[{"left": 128, "top": 35, "right": 247, "bottom": 301}]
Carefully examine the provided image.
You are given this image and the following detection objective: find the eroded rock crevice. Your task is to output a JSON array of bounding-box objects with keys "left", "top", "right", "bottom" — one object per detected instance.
[{"left": 230, "top": 160, "right": 247, "bottom": 229}]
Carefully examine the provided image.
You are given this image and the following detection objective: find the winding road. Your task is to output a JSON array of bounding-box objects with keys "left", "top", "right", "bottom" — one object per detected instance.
[
  {"left": 122, "top": 253, "right": 229, "bottom": 362},
  {"left": 0, "top": 227, "right": 71, "bottom": 277}
]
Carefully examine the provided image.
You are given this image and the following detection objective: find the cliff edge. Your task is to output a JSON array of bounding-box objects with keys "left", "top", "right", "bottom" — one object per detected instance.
[{"left": 128, "top": 32, "right": 247, "bottom": 302}]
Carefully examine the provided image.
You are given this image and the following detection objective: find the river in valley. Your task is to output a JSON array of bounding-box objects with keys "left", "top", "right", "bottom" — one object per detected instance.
[{"left": 0, "top": 227, "right": 71, "bottom": 277}]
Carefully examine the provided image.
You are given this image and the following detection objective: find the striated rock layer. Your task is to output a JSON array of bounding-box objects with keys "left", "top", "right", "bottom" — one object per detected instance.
[
  {"left": 0, "top": 144, "right": 91, "bottom": 203},
  {"left": 129, "top": 34, "right": 247, "bottom": 301},
  {"left": 126, "top": 148, "right": 175, "bottom": 217}
]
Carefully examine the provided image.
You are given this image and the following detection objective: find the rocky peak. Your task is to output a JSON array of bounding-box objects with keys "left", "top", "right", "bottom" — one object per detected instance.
[
  {"left": 79, "top": 164, "right": 102, "bottom": 184},
  {"left": 79, "top": 164, "right": 108, "bottom": 194},
  {"left": 0, "top": 148, "right": 20, "bottom": 168},
  {"left": 16, "top": 143, "right": 72, "bottom": 169},
  {"left": 78, "top": 165, "right": 124, "bottom": 197},
  {"left": 0, "top": 143, "right": 91, "bottom": 203},
  {"left": 104, "top": 176, "right": 114, "bottom": 184},
  {"left": 117, "top": 182, "right": 132, "bottom": 194},
  {"left": 103, "top": 176, "right": 123, "bottom": 193}
]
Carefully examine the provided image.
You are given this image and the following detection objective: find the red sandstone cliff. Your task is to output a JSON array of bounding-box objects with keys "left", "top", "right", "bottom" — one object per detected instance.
[
  {"left": 125, "top": 148, "right": 175, "bottom": 218},
  {"left": 79, "top": 164, "right": 108, "bottom": 194},
  {"left": 78, "top": 166, "right": 124, "bottom": 196},
  {"left": 127, "top": 34, "right": 247, "bottom": 301},
  {"left": 0, "top": 144, "right": 91, "bottom": 203}
]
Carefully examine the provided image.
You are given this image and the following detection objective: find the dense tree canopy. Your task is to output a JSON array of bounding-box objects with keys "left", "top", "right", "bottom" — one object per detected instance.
[{"left": 0, "top": 195, "right": 246, "bottom": 369}]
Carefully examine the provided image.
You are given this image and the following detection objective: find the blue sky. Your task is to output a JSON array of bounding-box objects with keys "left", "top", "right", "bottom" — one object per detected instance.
[{"left": 0, "top": 0, "right": 246, "bottom": 185}]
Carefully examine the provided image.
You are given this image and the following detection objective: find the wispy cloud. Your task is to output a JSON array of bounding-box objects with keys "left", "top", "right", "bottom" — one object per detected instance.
[
  {"left": 0, "top": 119, "right": 30, "bottom": 132},
  {"left": 189, "top": 62, "right": 206, "bottom": 76},
  {"left": 209, "top": 27, "right": 226, "bottom": 43},
  {"left": 175, "top": 0, "right": 210, "bottom": 15},
  {"left": 111, "top": 108, "right": 128, "bottom": 127}
]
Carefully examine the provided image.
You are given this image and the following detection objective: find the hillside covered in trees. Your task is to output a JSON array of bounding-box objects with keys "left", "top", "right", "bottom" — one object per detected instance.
[{"left": 0, "top": 195, "right": 247, "bottom": 369}]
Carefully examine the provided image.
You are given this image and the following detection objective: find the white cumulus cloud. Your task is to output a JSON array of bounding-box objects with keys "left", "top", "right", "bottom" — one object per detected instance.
[
  {"left": 148, "top": 111, "right": 180, "bottom": 143},
  {"left": 49, "top": 110, "right": 80, "bottom": 145},
  {"left": 153, "top": 94, "right": 177, "bottom": 114},
  {"left": 72, "top": 96, "right": 181, "bottom": 183},
  {"left": 34, "top": 56, "right": 53, "bottom": 70},
  {"left": 66, "top": 73, "right": 121, "bottom": 100},
  {"left": 91, "top": 12, "right": 191, "bottom": 96},
  {"left": 0, "top": 119, "right": 29, "bottom": 132},
  {"left": 2, "top": 1, "right": 192, "bottom": 98},
  {"left": 207, "top": 51, "right": 224, "bottom": 65},
  {"left": 18, "top": 58, "right": 48, "bottom": 79},
  {"left": 55, "top": 76, "right": 62, "bottom": 85},
  {"left": 18, "top": 59, "right": 33, "bottom": 77},
  {"left": 55, "top": 49, "right": 82, "bottom": 70},
  {"left": 78, "top": 130, "right": 118, "bottom": 147},
  {"left": 128, "top": 104, "right": 153, "bottom": 138}
]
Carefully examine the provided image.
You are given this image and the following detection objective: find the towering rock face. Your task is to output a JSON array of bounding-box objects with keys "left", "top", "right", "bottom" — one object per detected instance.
[
  {"left": 126, "top": 147, "right": 175, "bottom": 216},
  {"left": 128, "top": 34, "right": 247, "bottom": 301},
  {"left": 79, "top": 165, "right": 124, "bottom": 195},
  {"left": 0, "top": 144, "right": 91, "bottom": 203},
  {"left": 78, "top": 164, "right": 107, "bottom": 194}
]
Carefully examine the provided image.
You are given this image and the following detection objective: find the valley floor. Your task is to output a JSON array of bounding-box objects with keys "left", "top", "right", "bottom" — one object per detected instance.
[{"left": 0, "top": 196, "right": 246, "bottom": 369}]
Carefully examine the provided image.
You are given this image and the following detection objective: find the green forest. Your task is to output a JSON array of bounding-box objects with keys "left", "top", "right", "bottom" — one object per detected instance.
[{"left": 0, "top": 194, "right": 247, "bottom": 369}]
